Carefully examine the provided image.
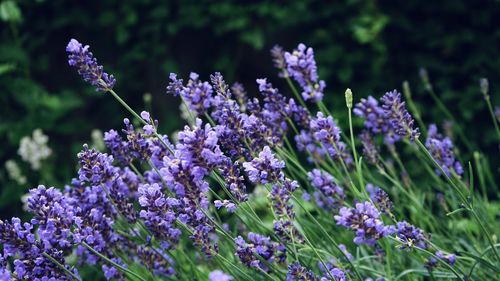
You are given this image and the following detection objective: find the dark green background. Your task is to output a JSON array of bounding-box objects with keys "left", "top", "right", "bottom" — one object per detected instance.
[{"left": 1, "top": 0, "right": 499, "bottom": 218}]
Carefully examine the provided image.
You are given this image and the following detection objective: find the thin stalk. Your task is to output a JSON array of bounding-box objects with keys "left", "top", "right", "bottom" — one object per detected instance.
[
  {"left": 483, "top": 92, "right": 500, "bottom": 141},
  {"left": 43, "top": 252, "right": 82, "bottom": 281},
  {"left": 81, "top": 242, "right": 147, "bottom": 281},
  {"left": 106, "top": 88, "right": 174, "bottom": 154}
]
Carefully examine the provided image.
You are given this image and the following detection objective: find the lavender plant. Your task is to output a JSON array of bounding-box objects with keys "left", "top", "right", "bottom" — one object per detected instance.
[{"left": 0, "top": 39, "right": 498, "bottom": 281}]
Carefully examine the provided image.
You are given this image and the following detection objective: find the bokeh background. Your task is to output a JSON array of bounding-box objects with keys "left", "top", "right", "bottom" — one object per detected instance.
[{"left": 1, "top": 0, "right": 499, "bottom": 219}]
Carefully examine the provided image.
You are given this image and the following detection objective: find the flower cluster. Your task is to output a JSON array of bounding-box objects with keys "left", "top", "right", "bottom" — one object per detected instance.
[
  {"left": 380, "top": 90, "right": 420, "bottom": 141},
  {"left": 243, "top": 146, "right": 285, "bottom": 184},
  {"left": 283, "top": 43, "right": 326, "bottom": 102},
  {"left": 307, "top": 169, "right": 345, "bottom": 210},
  {"left": 66, "top": 38, "right": 115, "bottom": 91},
  {"left": 18, "top": 129, "right": 52, "bottom": 170},
  {"left": 310, "top": 112, "right": 351, "bottom": 164},
  {"left": 167, "top": 73, "right": 213, "bottom": 115},
  {"left": 234, "top": 232, "right": 286, "bottom": 271},
  {"left": 335, "top": 202, "right": 395, "bottom": 246},
  {"left": 425, "top": 124, "right": 463, "bottom": 176},
  {"left": 395, "top": 221, "right": 429, "bottom": 250}
]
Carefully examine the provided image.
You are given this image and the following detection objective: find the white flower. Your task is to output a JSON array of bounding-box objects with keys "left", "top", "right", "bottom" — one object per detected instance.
[
  {"left": 5, "top": 159, "right": 27, "bottom": 185},
  {"left": 17, "top": 129, "right": 52, "bottom": 170}
]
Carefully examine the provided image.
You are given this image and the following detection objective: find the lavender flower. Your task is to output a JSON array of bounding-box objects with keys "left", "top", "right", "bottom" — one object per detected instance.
[
  {"left": 270, "top": 45, "right": 288, "bottom": 77},
  {"left": 209, "top": 270, "right": 233, "bottom": 281},
  {"left": 218, "top": 158, "right": 248, "bottom": 202},
  {"left": 425, "top": 124, "right": 463, "bottom": 176},
  {"left": 0, "top": 218, "right": 78, "bottom": 280},
  {"left": 138, "top": 183, "right": 181, "bottom": 250},
  {"left": 270, "top": 179, "right": 303, "bottom": 243},
  {"left": 214, "top": 199, "right": 237, "bottom": 213},
  {"left": 122, "top": 118, "right": 154, "bottom": 161},
  {"left": 177, "top": 118, "right": 225, "bottom": 169},
  {"left": 243, "top": 146, "right": 285, "bottom": 184},
  {"left": 167, "top": 73, "right": 213, "bottom": 115},
  {"left": 354, "top": 96, "right": 390, "bottom": 134},
  {"left": 231, "top": 82, "right": 248, "bottom": 108},
  {"left": 66, "top": 39, "right": 115, "bottom": 91},
  {"left": 234, "top": 232, "right": 286, "bottom": 271},
  {"left": 256, "top": 78, "right": 290, "bottom": 143},
  {"left": 27, "top": 185, "right": 76, "bottom": 249},
  {"left": 104, "top": 129, "right": 131, "bottom": 165},
  {"left": 335, "top": 202, "right": 395, "bottom": 246},
  {"left": 360, "top": 130, "right": 380, "bottom": 166},
  {"left": 310, "top": 112, "right": 350, "bottom": 163},
  {"left": 318, "top": 261, "right": 348, "bottom": 281},
  {"left": 77, "top": 144, "right": 117, "bottom": 185},
  {"left": 307, "top": 169, "right": 344, "bottom": 210},
  {"left": 436, "top": 251, "right": 456, "bottom": 265},
  {"left": 286, "top": 262, "right": 318, "bottom": 281},
  {"left": 395, "top": 221, "right": 429, "bottom": 250},
  {"left": 284, "top": 43, "right": 326, "bottom": 102},
  {"left": 161, "top": 152, "right": 218, "bottom": 256},
  {"left": 366, "top": 184, "right": 393, "bottom": 215},
  {"left": 380, "top": 90, "right": 420, "bottom": 141},
  {"left": 295, "top": 130, "right": 325, "bottom": 163}
]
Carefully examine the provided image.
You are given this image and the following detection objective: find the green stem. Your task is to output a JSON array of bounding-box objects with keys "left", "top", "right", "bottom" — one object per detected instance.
[
  {"left": 81, "top": 242, "right": 147, "bottom": 281},
  {"left": 43, "top": 252, "right": 82, "bottom": 281}
]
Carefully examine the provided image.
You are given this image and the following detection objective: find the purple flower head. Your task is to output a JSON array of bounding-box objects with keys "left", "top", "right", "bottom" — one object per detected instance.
[
  {"left": 104, "top": 129, "right": 131, "bottom": 165},
  {"left": 27, "top": 185, "right": 76, "bottom": 249},
  {"left": 295, "top": 130, "right": 325, "bottom": 163},
  {"left": 231, "top": 82, "right": 248, "bottom": 107},
  {"left": 380, "top": 90, "right": 420, "bottom": 141},
  {"left": 0, "top": 218, "right": 78, "bottom": 280},
  {"left": 338, "top": 244, "right": 353, "bottom": 261},
  {"left": 354, "top": 96, "right": 391, "bottom": 135},
  {"left": 77, "top": 144, "right": 117, "bottom": 185},
  {"left": 209, "top": 270, "right": 233, "bottom": 281},
  {"left": 243, "top": 146, "right": 285, "bottom": 184},
  {"left": 177, "top": 118, "right": 225, "bottom": 169},
  {"left": 214, "top": 200, "right": 237, "bottom": 213},
  {"left": 436, "top": 251, "right": 456, "bottom": 265},
  {"left": 160, "top": 153, "right": 218, "bottom": 257},
  {"left": 66, "top": 39, "right": 115, "bottom": 91},
  {"left": 307, "top": 169, "right": 344, "bottom": 210},
  {"left": 168, "top": 72, "right": 213, "bottom": 115},
  {"left": 425, "top": 124, "right": 463, "bottom": 177},
  {"left": 366, "top": 184, "right": 393, "bottom": 215},
  {"left": 310, "top": 112, "right": 351, "bottom": 163},
  {"left": 138, "top": 183, "right": 181, "bottom": 250},
  {"left": 218, "top": 158, "right": 248, "bottom": 202},
  {"left": 318, "top": 260, "right": 348, "bottom": 281},
  {"left": 360, "top": 130, "right": 380, "bottom": 166},
  {"left": 234, "top": 232, "right": 286, "bottom": 271},
  {"left": 286, "top": 262, "right": 318, "bottom": 281},
  {"left": 395, "top": 221, "right": 429, "bottom": 250},
  {"left": 335, "top": 202, "right": 395, "bottom": 246},
  {"left": 284, "top": 43, "right": 325, "bottom": 102},
  {"left": 288, "top": 98, "right": 311, "bottom": 129},
  {"left": 256, "top": 78, "right": 289, "bottom": 142},
  {"left": 122, "top": 118, "right": 154, "bottom": 161},
  {"left": 270, "top": 45, "right": 288, "bottom": 78}
]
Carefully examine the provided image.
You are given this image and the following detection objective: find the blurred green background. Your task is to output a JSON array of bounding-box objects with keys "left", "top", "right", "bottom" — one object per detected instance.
[{"left": 1, "top": 0, "right": 499, "bottom": 218}]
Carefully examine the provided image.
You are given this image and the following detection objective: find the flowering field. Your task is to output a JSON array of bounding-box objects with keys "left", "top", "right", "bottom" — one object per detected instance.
[{"left": 0, "top": 37, "right": 499, "bottom": 281}]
